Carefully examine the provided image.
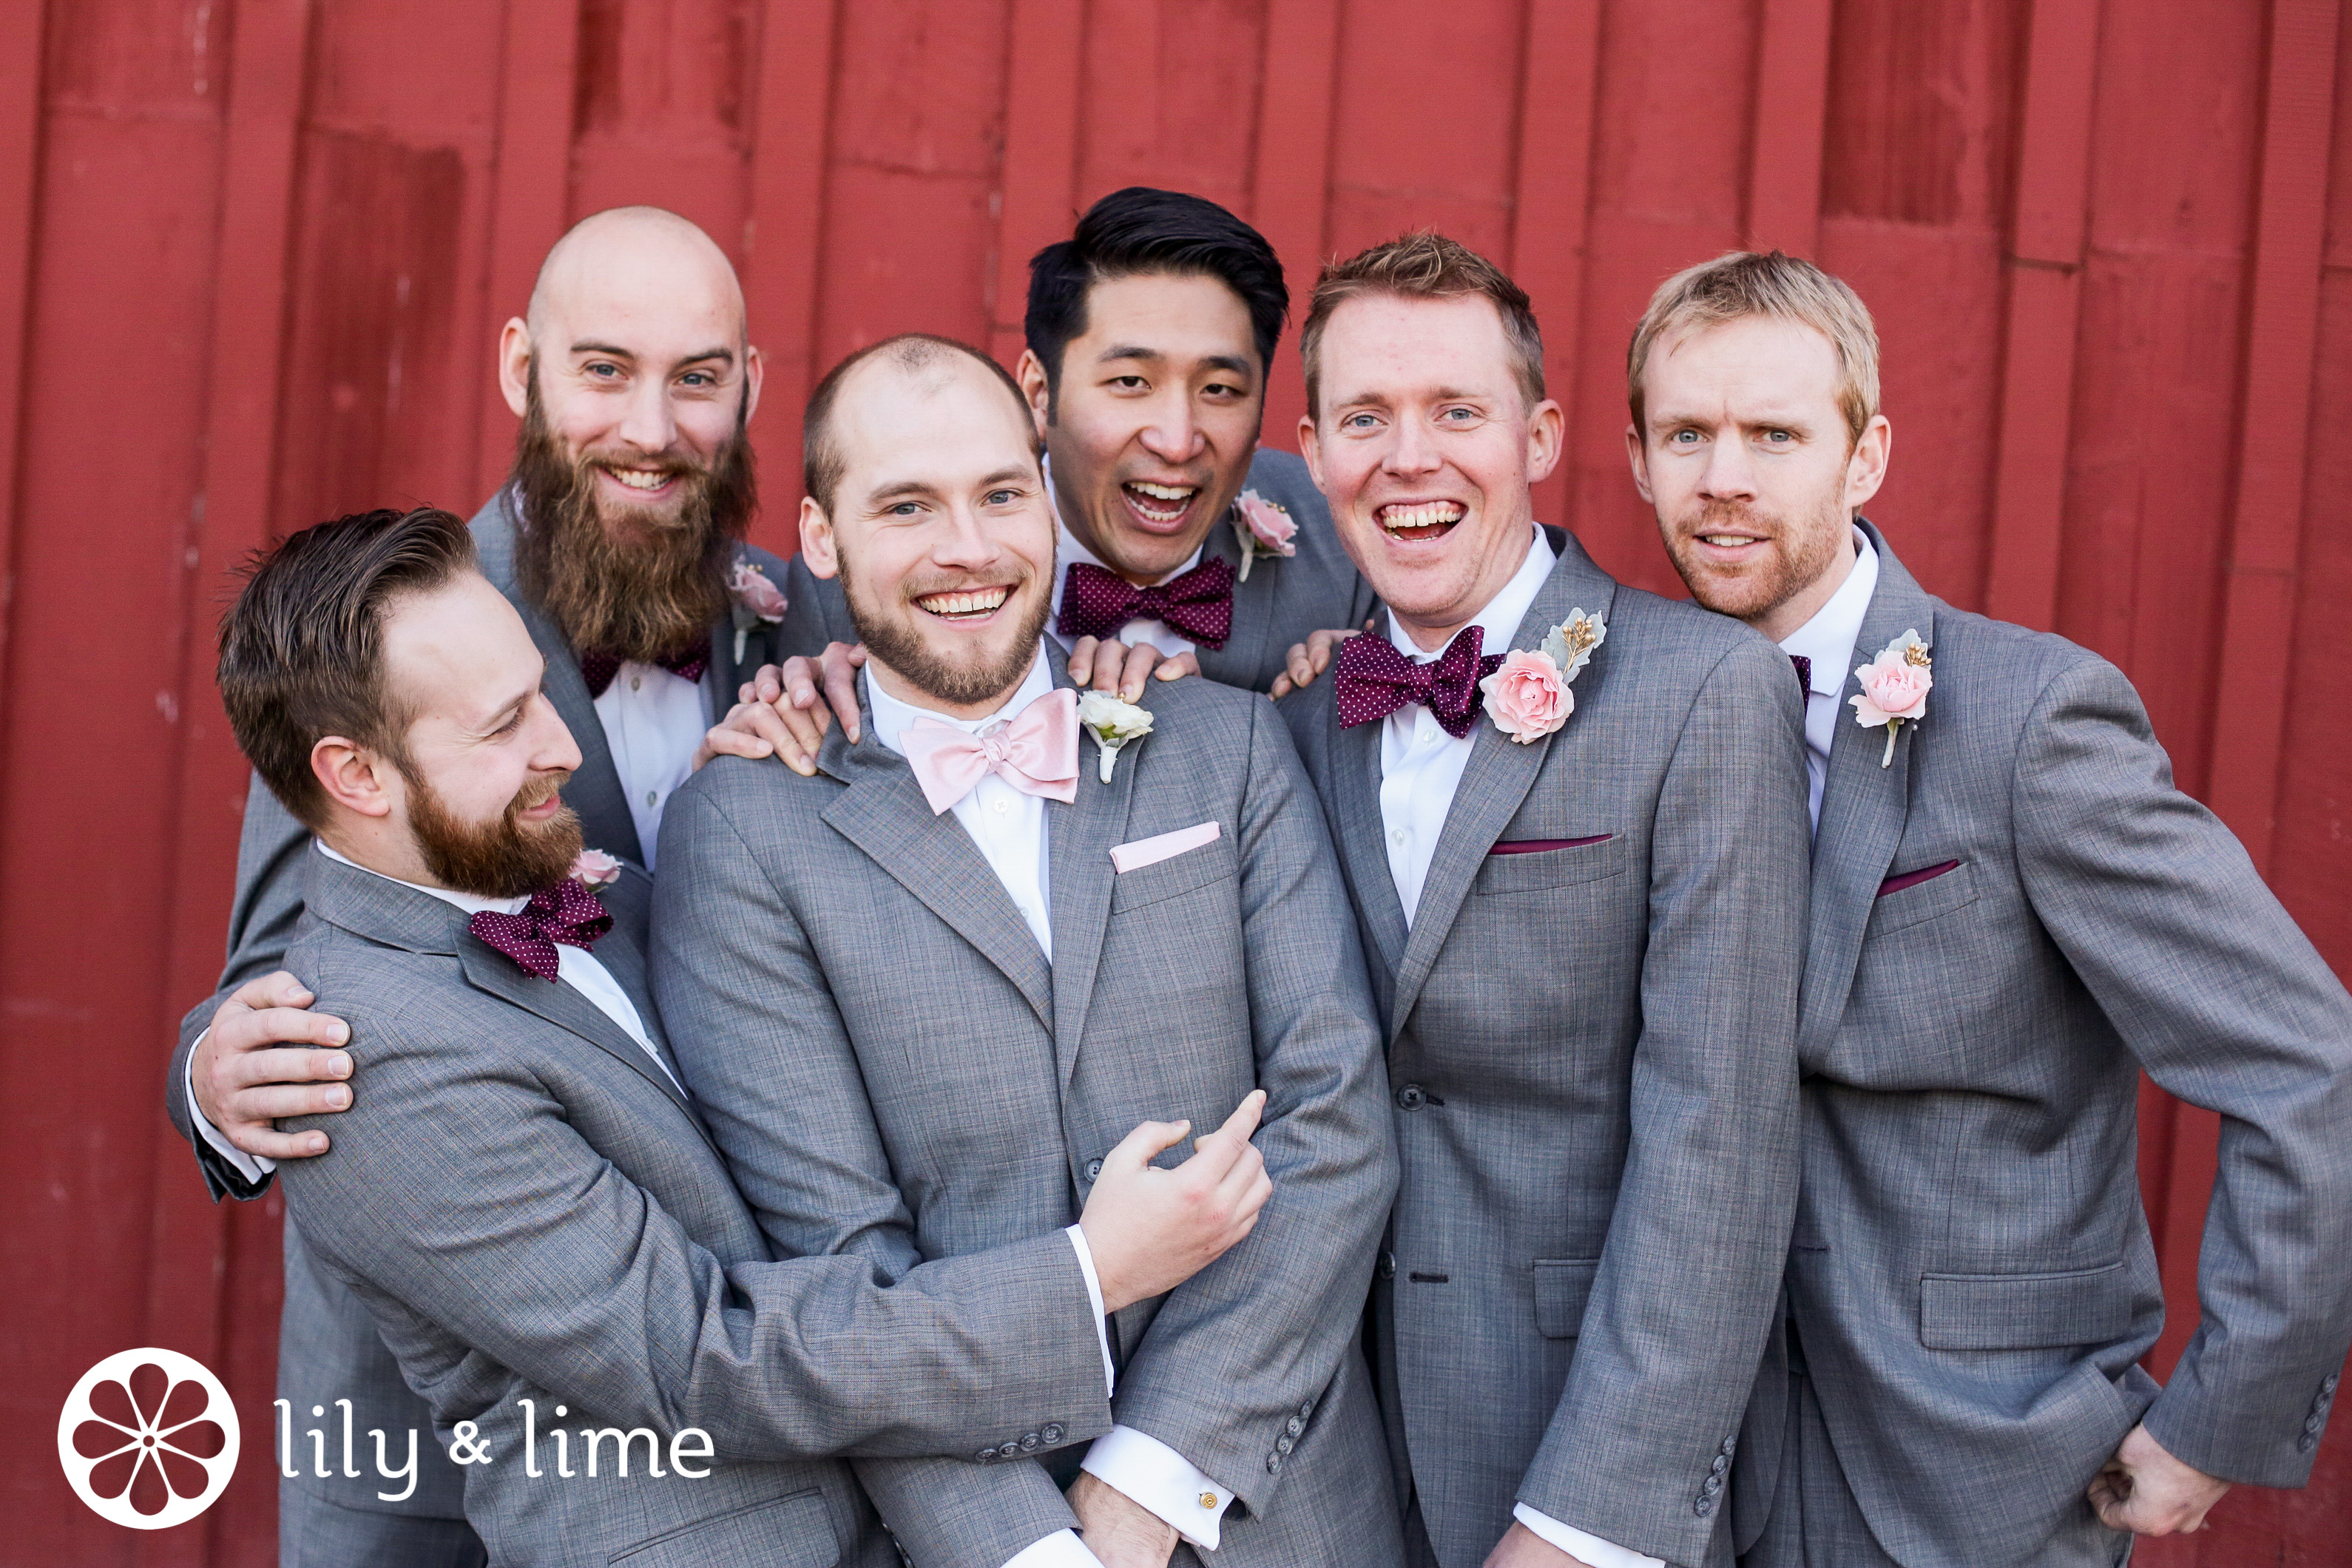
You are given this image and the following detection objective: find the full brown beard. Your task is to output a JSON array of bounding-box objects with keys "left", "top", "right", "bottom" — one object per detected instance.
[
  {"left": 406, "top": 766, "right": 585, "bottom": 899},
  {"left": 509, "top": 370, "right": 754, "bottom": 661},
  {"left": 839, "top": 558, "right": 1052, "bottom": 709}
]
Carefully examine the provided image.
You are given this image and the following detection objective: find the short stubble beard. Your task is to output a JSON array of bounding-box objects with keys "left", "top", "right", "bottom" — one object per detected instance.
[
  {"left": 406, "top": 766, "right": 584, "bottom": 899},
  {"left": 839, "top": 555, "right": 1052, "bottom": 710},
  {"left": 1662, "top": 476, "right": 1851, "bottom": 628}
]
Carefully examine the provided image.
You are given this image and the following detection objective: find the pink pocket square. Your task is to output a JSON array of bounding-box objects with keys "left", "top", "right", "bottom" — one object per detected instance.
[
  {"left": 1110, "top": 821, "right": 1221, "bottom": 873},
  {"left": 1877, "top": 859, "right": 1961, "bottom": 897}
]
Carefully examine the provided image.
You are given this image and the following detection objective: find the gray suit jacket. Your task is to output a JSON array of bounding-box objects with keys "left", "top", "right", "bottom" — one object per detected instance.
[
  {"left": 775, "top": 447, "right": 1375, "bottom": 693},
  {"left": 651, "top": 663, "right": 1402, "bottom": 1568},
  {"left": 274, "top": 848, "right": 1112, "bottom": 1568},
  {"left": 1734, "top": 520, "right": 2352, "bottom": 1567},
  {"left": 1278, "top": 530, "right": 1811, "bottom": 1568}
]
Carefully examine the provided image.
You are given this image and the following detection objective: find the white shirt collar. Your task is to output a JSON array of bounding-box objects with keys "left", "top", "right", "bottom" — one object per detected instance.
[
  {"left": 865, "top": 640, "right": 1058, "bottom": 756},
  {"left": 1778, "top": 527, "right": 1880, "bottom": 695},
  {"left": 1384, "top": 524, "right": 1559, "bottom": 663},
  {"left": 314, "top": 839, "right": 528, "bottom": 917}
]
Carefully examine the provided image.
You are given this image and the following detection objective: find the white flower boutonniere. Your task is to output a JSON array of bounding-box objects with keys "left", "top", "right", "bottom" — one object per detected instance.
[
  {"left": 1231, "top": 489, "right": 1298, "bottom": 582},
  {"left": 1076, "top": 690, "right": 1155, "bottom": 783},
  {"left": 1481, "top": 607, "right": 1606, "bottom": 743},
  {"left": 570, "top": 848, "right": 624, "bottom": 891},
  {"left": 1849, "top": 629, "right": 1932, "bottom": 766},
  {"left": 728, "top": 561, "right": 788, "bottom": 663}
]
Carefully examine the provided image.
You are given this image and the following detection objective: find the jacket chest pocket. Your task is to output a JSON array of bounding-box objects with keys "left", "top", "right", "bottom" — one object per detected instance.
[
  {"left": 1865, "top": 858, "right": 1980, "bottom": 939},
  {"left": 1109, "top": 833, "right": 1237, "bottom": 915},
  {"left": 1473, "top": 834, "right": 1629, "bottom": 896}
]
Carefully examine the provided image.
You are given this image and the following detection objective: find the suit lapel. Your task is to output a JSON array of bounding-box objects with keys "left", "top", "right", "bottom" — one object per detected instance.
[
  {"left": 1386, "top": 536, "right": 1618, "bottom": 1041},
  {"left": 1328, "top": 711, "right": 1408, "bottom": 995},
  {"left": 1799, "top": 520, "right": 1930, "bottom": 1047},
  {"left": 1195, "top": 513, "right": 1276, "bottom": 689},
  {"left": 818, "top": 714, "right": 1057, "bottom": 1031},
  {"left": 1045, "top": 666, "right": 1138, "bottom": 1089},
  {"left": 521, "top": 604, "right": 643, "bottom": 866}
]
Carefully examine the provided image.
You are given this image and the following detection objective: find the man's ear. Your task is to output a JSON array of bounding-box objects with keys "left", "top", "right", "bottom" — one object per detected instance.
[
  {"left": 741, "top": 342, "right": 766, "bottom": 426},
  {"left": 497, "top": 318, "right": 532, "bottom": 419},
  {"left": 1624, "top": 422, "right": 1656, "bottom": 505},
  {"left": 311, "top": 738, "right": 397, "bottom": 820},
  {"left": 1014, "top": 349, "right": 1053, "bottom": 439},
  {"left": 799, "top": 499, "right": 841, "bottom": 580},
  {"left": 1524, "top": 397, "right": 1566, "bottom": 486},
  {"left": 1297, "top": 412, "right": 1323, "bottom": 490},
  {"left": 1845, "top": 413, "right": 1892, "bottom": 510}
]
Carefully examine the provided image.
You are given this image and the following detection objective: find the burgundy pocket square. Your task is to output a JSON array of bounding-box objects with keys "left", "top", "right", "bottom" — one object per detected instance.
[
  {"left": 1489, "top": 834, "right": 1614, "bottom": 856},
  {"left": 1878, "top": 859, "right": 1961, "bottom": 897}
]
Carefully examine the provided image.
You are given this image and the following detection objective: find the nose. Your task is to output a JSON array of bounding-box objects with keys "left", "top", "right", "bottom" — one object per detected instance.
[
  {"left": 612, "top": 375, "right": 678, "bottom": 457},
  {"left": 1383, "top": 412, "right": 1442, "bottom": 477},
  {"left": 1697, "top": 433, "right": 1757, "bottom": 502},
  {"left": 531, "top": 693, "right": 585, "bottom": 774},
  {"left": 1136, "top": 390, "right": 1204, "bottom": 465},
  {"left": 930, "top": 501, "right": 999, "bottom": 571}
]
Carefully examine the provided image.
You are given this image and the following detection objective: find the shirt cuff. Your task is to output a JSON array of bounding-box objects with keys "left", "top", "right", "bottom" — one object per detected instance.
[
  {"left": 1001, "top": 1527, "right": 1106, "bottom": 1568},
  {"left": 186, "top": 1028, "right": 276, "bottom": 1187},
  {"left": 1063, "top": 1225, "right": 1116, "bottom": 1397},
  {"left": 1511, "top": 1504, "right": 1663, "bottom": 1568},
  {"left": 1081, "top": 1425, "right": 1232, "bottom": 1551}
]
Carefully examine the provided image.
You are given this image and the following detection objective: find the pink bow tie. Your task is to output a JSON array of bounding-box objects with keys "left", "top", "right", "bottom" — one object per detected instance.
[{"left": 900, "top": 687, "right": 1081, "bottom": 814}]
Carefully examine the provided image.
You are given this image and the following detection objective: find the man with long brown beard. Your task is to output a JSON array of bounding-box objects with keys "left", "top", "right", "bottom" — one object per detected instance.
[{"left": 159, "top": 206, "right": 792, "bottom": 1565}]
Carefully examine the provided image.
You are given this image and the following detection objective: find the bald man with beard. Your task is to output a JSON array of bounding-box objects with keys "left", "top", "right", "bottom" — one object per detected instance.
[{"left": 162, "top": 206, "right": 799, "bottom": 1566}]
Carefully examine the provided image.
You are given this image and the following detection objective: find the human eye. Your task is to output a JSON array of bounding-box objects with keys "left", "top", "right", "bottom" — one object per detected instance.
[{"left": 984, "top": 487, "right": 1021, "bottom": 507}]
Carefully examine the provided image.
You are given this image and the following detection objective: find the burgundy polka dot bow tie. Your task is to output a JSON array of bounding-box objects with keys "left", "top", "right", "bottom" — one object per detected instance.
[
  {"left": 577, "top": 643, "right": 710, "bottom": 700},
  {"left": 1334, "top": 623, "right": 1504, "bottom": 739},
  {"left": 467, "top": 879, "right": 615, "bottom": 982},
  {"left": 1056, "top": 556, "right": 1237, "bottom": 649}
]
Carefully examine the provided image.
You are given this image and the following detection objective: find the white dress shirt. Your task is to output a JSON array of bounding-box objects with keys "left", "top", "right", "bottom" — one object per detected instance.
[
  {"left": 1776, "top": 528, "right": 1879, "bottom": 832},
  {"left": 1044, "top": 457, "right": 1204, "bottom": 661},
  {"left": 592, "top": 661, "right": 709, "bottom": 871},
  {"left": 1368, "top": 526, "right": 1662, "bottom": 1568},
  {"left": 868, "top": 646, "right": 1225, "bottom": 1565}
]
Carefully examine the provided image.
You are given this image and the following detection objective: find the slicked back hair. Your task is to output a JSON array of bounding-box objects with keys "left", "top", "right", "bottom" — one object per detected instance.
[
  {"left": 1024, "top": 186, "right": 1288, "bottom": 400},
  {"left": 1627, "top": 250, "right": 1881, "bottom": 447},
  {"left": 801, "top": 333, "right": 1039, "bottom": 513},
  {"left": 1300, "top": 231, "right": 1546, "bottom": 416},
  {"left": 217, "top": 507, "right": 479, "bottom": 830}
]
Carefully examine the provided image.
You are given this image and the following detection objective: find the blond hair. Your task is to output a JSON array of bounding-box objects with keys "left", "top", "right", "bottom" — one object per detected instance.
[
  {"left": 1627, "top": 251, "right": 1880, "bottom": 446},
  {"left": 1300, "top": 232, "right": 1545, "bottom": 416}
]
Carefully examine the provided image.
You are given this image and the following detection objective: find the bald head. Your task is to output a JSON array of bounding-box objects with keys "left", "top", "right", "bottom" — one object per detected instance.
[
  {"left": 802, "top": 335, "right": 1038, "bottom": 513},
  {"left": 524, "top": 206, "right": 746, "bottom": 348}
]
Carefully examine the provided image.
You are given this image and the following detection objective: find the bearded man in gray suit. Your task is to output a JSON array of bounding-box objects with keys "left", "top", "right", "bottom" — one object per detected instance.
[
  {"left": 652, "top": 333, "right": 1400, "bottom": 1568},
  {"left": 214, "top": 504, "right": 1274, "bottom": 1568},
  {"left": 1621, "top": 251, "right": 2352, "bottom": 1566},
  {"left": 1274, "top": 234, "right": 1811, "bottom": 1568}
]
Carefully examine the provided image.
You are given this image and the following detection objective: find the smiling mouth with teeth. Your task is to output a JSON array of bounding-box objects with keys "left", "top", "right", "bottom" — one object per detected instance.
[
  {"left": 1122, "top": 479, "right": 1199, "bottom": 524},
  {"left": 914, "top": 586, "right": 1013, "bottom": 621},
  {"left": 602, "top": 465, "right": 681, "bottom": 493},
  {"left": 1377, "top": 501, "right": 1467, "bottom": 541}
]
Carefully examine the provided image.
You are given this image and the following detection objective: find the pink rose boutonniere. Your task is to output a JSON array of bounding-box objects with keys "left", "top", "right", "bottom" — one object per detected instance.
[
  {"left": 729, "top": 561, "right": 788, "bottom": 663},
  {"left": 1849, "top": 629, "right": 1932, "bottom": 766},
  {"left": 570, "top": 848, "right": 624, "bottom": 891},
  {"left": 1231, "top": 488, "right": 1297, "bottom": 581},
  {"left": 1481, "top": 608, "right": 1606, "bottom": 743}
]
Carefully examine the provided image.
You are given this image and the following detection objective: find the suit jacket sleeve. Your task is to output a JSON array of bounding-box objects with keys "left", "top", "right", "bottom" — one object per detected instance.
[
  {"left": 165, "top": 771, "right": 314, "bottom": 1202},
  {"left": 2013, "top": 655, "right": 2352, "bottom": 1485},
  {"left": 1517, "top": 635, "right": 1809, "bottom": 1562},
  {"left": 274, "top": 981, "right": 1112, "bottom": 1467},
  {"left": 651, "top": 780, "right": 1089, "bottom": 1568},
  {"left": 1104, "top": 698, "right": 1398, "bottom": 1512}
]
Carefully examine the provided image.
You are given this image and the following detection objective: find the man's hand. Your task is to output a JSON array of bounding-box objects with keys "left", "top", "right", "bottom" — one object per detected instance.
[
  {"left": 692, "top": 643, "right": 866, "bottom": 776},
  {"left": 1068, "top": 1470, "right": 1180, "bottom": 1568},
  {"left": 1268, "top": 621, "right": 1371, "bottom": 700},
  {"left": 1482, "top": 1522, "right": 1593, "bottom": 1567},
  {"left": 1067, "top": 636, "right": 1197, "bottom": 702},
  {"left": 2089, "top": 1422, "right": 2231, "bottom": 1535},
  {"left": 1078, "top": 1091, "right": 1270, "bottom": 1312},
  {"left": 191, "top": 973, "right": 354, "bottom": 1160}
]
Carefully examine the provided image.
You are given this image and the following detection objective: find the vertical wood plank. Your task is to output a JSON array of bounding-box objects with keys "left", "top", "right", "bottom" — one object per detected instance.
[
  {"left": 475, "top": 0, "right": 583, "bottom": 502},
  {"left": 0, "top": 0, "right": 44, "bottom": 753},
  {"left": 743, "top": 0, "right": 839, "bottom": 548},
  {"left": 143, "top": 2, "right": 318, "bottom": 1561},
  {"left": 1746, "top": 0, "right": 1834, "bottom": 256},
  {"left": 1250, "top": 0, "right": 1342, "bottom": 445},
  {"left": 1982, "top": 0, "right": 2100, "bottom": 631},
  {"left": 987, "top": 0, "right": 1085, "bottom": 368},
  {"left": 1510, "top": 0, "right": 1604, "bottom": 531}
]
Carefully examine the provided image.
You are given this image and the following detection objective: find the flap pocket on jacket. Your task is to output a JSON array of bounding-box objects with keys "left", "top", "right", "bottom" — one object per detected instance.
[
  {"left": 1109, "top": 831, "right": 1237, "bottom": 915},
  {"left": 1866, "top": 859, "right": 1981, "bottom": 938},
  {"left": 609, "top": 1487, "right": 838, "bottom": 1567},
  {"left": 1918, "top": 1260, "right": 2132, "bottom": 1351},
  {"left": 1532, "top": 1258, "right": 1601, "bottom": 1338},
  {"left": 1473, "top": 836, "right": 1630, "bottom": 896}
]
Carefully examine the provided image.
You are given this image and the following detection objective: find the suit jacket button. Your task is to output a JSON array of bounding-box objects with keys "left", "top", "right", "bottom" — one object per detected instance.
[
  {"left": 1299, "top": 1399, "right": 1314, "bottom": 1417},
  {"left": 1266, "top": 1453, "right": 1283, "bottom": 1474},
  {"left": 1041, "top": 1423, "right": 1066, "bottom": 1444},
  {"left": 1084, "top": 1158, "right": 1104, "bottom": 1182},
  {"left": 1020, "top": 1433, "right": 1041, "bottom": 1451},
  {"left": 1377, "top": 1251, "right": 1397, "bottom": 1280},
  {"left": 998, "top": 1442, "right": 1020, "bottom": 1459},
  {"left": 1286, "top": 1416, "right": 1305, "bottom": 1437},
  {"left": 1709, "top": 1454, "right": 1728, "bottom": 1476},
  {"left": 1276, "top": 1435, "right": 1294, "bottom": 1454},
  {"left": 1396, "top": 1084, "right": 1426, "bottom": 1111},
  {"left": 975, "top": 1448, "right": 996, "bottom": 1464},
  {"left": 2326, "top": 1373, "right": 2341, "bottom": 1393}
]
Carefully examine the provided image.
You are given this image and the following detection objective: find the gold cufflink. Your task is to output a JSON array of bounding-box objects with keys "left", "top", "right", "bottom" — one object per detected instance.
[{"left": 1199, "top": 1492, "right": 1217, "bottom": 1510}]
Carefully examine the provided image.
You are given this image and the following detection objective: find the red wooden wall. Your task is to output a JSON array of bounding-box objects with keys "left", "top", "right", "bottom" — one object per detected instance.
[{"left": 0, "top": 0, "right": 2345, "bottom": 1561}]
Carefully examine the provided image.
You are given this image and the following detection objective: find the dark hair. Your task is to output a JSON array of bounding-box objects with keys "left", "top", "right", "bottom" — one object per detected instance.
[
  {"left": 217, "top": 507, "right": 479, "bottom": 829},
  {"left": 802, "top": 333, "right": 1038, "bottom": 513},
  {"left": 1301, "top": 231, "right": 1546, "bottom": 416},
  {"left": 1023, "top": 187, "right": 1287, "bottom": 398}
]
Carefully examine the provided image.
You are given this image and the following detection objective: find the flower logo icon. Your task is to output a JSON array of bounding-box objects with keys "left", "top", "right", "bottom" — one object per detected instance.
[{"left": 57, "top": 1348, "right": 240, "bottom": 1530}]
